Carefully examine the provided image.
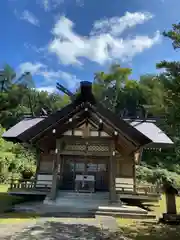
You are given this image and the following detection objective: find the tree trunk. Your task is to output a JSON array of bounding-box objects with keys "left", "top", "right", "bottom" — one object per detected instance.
[{"left": 1, "top": 81, "right": 5, "bottom": 92}]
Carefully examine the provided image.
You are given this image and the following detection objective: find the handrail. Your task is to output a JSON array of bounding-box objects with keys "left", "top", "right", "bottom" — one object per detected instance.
[
  {"left": 115, "top": 182, "right": 161, "bottom": 195},
  {"left": 9, "top": 178, "right": 51, "bottom": 191},
  {"left": 9, "top": 178, "right": 161, "bottom": 195}
]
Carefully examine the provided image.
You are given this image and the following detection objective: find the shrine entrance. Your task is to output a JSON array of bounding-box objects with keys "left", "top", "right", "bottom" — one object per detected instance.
[{"left": 61, "top": 156, "right": 109, "bottom": 192}]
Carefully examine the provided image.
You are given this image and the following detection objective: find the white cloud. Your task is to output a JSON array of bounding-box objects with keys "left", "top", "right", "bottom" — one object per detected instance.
[
  {"left": 91, "top": 12, "right": 153, "bottom": 36},
  {"left": 18, "top": 61, "right": 81, "bottom": 89},
  {"left": 18, "top": 62, "right": 45, "bottom": 75},
  {"left": 48, "top": 13, "right": 161, "bottom": 66},
  {"left": 36, "top": 86, "right": 57, "bottom": 93},
  {"left": 76, "top": 0, "right": 84, "bottom": 7},
  {"left": 39, "top": 70, "right": 80, "bottom": 88},
  {"left": 42, "top": 0, "right": 49, "bottom": 11},
  {"left": 20, "top": 10, "right": 40, "bottom": 26},
  {"left": 38, "top": 0, "right": 64, "bottom": 11}
]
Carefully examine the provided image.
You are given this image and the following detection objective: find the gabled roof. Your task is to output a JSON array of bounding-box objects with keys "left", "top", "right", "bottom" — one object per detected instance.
[{"left": 2, "top": 81, "right": 173, "bottom": 151}]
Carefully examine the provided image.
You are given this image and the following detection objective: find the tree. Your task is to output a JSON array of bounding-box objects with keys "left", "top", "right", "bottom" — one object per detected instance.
[
  {"left": 139, "top": 74, "right": 165, "bottom": 116},
  {"left": 148, "top": 22, "right": 180, "bottom": 176},
  {"left": 0, "top": 64, "right": 16, "bottom": 91},
  {"left": 94, "top": 64, "right": 152, "bottom": 118},
  {"left": 0, "top": 64, "right": 34, "bottom": 92},
  {"left": 163, "top": 23, "right": 180, "bottom": 49},
  {"left": 156, "top": 22, "right": 180, "bottom": 131},
  {"left": 93, "top": 64, "right": 135, "bottom": 113}
]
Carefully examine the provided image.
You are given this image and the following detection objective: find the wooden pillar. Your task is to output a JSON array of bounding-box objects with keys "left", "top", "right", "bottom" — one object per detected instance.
[
  {"left": 84, "top": 122, "right": 90, "bottom": 174},
  {"left": 166, "top": 193, "right": 177, "bottom": 214},
  {"left": 133, "top": 150, "right": 143, "bottom": 192},
  {"left": 164, "top": 182, "right": 178, "bottom": 215},
  {"left": 109, "top": 141, "right": 117, "bottom": 203},
  {"left": 50, "top": 149, "right": 60, "bottom": 200},
  {"left": 132, "top": 155, "right": 136, "bottom": 192},
  {"left": 35, "top": 148, "right": 40, "bottom": 182},
  {"left": 58, "top": 155, "right": 64, "bottom": 188},
  {"left": 84, "top": 121, "right": 90, "bottom": 137}
]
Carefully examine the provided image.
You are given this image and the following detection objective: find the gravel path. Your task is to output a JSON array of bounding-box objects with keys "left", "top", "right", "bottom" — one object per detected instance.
[{"left": 0, "top": 217, "right": 128, "bottom": 240}]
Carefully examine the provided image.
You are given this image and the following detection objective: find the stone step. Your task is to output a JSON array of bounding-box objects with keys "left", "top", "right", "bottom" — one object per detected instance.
[
  {"left": 95, "top": 211, "right": 156, "bottom": 219},
  {"left": 55, "top": 198, "right": 109, "bottom": 203},
  {"left": 56, "top": 197, "right": 110, "bottom": 201},
  {"left": 44, "top": 197, "right": 109, "bottom": 204},
  {"left": 52, "top": 202, "right": 109, "bottom": 208},
  {"left": 57, "top": 199, "right": 109, "bottom": 202},
  {"left": 14, "top": 204, "right": 156, "bottom": 220},
  {"left": 57, "top": 191, "right": 109, "bottom": 195},
  {"left": 57, "top": 192, "right": 109, "bottom": 198},
  {"left": 97, "top": 206, "right": 147, "bottom": 214},
  {"left": 44, "top": 199, "right": 147, "bottom": 215}
]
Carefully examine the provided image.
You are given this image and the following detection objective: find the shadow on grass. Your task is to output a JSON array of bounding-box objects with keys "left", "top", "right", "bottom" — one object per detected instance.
[
  {"left": 0, "top": 192, "right": 24, "bottom": 212},
  {"left": 0, "top": 212, "right": 97, "bottom": 220},
  {"left": 2, "top": 220, "right": 122, "bottom": 240},
  {"left": 0, "top": 192, "right": 45, "bottom": 214},
  {"left": 123, "top": 199, "right": 158, "bottom": 212},
  {"left": 121, "top": 221, "right": 180, "bottom": 240}
]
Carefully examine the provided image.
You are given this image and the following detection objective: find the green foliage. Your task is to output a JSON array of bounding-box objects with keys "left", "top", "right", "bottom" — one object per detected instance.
[
  {"left": 136, "top": 165, "right": 180, "bottom": 188},
  {"left": 163, "top": 23, "right": 180, "bottom": 49},
  {"left": 93, "top": 64, "right": 141, "bottom": 115},
  {"left": 0, "top": 126, "right": 36, "bottom": 183}
]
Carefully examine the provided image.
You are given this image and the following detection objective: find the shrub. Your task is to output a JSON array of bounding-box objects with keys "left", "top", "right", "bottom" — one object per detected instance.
[{"left": 136, "top": 165, "right": 180, "bottom": 189}]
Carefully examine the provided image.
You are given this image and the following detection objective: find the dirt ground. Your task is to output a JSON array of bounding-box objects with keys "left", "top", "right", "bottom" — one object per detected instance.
[{"left": 0, "top": 217, "right": 127, "bottom": 240}]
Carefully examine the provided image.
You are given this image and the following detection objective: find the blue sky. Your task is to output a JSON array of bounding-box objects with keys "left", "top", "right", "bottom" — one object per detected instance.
[{"left": 0, "top": 0, "right": 179, "bottom": 92}]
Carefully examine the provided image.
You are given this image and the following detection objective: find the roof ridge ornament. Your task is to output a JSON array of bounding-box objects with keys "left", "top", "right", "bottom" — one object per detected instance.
[{"left": 56, "top": 81, "right": 96, "bottom": 106}]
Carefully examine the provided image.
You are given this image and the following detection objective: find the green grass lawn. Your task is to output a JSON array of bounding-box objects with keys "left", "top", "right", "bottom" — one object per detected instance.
[{"left": 117, "top": 195, "right": 180, "bottom": 240}]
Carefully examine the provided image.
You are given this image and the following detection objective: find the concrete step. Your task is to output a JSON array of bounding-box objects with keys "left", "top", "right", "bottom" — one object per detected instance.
[
  {"left": 56, "top": 195, "right": 109, "bottom": 200},
  {"left": 97, "top": 206, "right": 147, "bottom": 215},
  {"left": 44, "top": 198, "right": 109, "bottom": 206},
  {"left": 55, "top": 194, "right": 110, "bottom": 202},
  {"left": 57, "top": 193, "right": 109, "bottom": 199},
  {"left": 55, "top": 198, "right": 109, "bottom": 202},
  {"left": 57, "top": 191, "right": 109, "bottom": 196},
  {"left": 95, "top": 211, "right": 156, "bottom": 219},
  {"left": 44, "top": 199, "right": 147, "bottom": 215}
]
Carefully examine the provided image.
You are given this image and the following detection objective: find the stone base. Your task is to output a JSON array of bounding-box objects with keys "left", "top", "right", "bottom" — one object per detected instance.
[{"left": 160, "top": 213, "right": 180, "bottom": 224}]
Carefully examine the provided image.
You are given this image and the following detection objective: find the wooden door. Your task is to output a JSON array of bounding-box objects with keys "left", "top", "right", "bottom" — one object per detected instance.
[
  {"left": 87, "top": 158, "right": 109, "bottom": 192},
  {"left": 95, "top": 163, "right": 109, "bottom": 191},
  {"left": 61, "top": 159, "right": 75, "bottom": 190}
]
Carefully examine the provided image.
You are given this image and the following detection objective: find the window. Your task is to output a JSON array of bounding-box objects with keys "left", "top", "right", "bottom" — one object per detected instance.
[
  {"left": 87, "top": 163, "right": 97, "bottom": 172},
  {"left": 97, "top": 164, "right": 106, "bottom": 171},
  {"left": 75, "top": 163, "right": 85, "bottom": 172}
]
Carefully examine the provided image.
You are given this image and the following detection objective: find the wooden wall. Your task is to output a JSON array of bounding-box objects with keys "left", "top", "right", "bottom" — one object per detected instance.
[
  {"left": 39, "top": 153, "right": 54, "bottom": 173},
  {"left": 63, "top": 122, "right": 110, "bottom": 138},
  {"left": 38, "top": 152, "right": 134, "bottom": 179},
  {"left": 115, "top": 154, "right": 134, "bottom": 191}
]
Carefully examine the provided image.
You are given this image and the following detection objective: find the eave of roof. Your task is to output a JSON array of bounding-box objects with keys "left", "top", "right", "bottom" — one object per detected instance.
[
  {"left": 2, "top": 117, "right": 44, "bottom": 140},
  {"left": 127, "top": 119, "right": 173, "bottom": 148}
]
